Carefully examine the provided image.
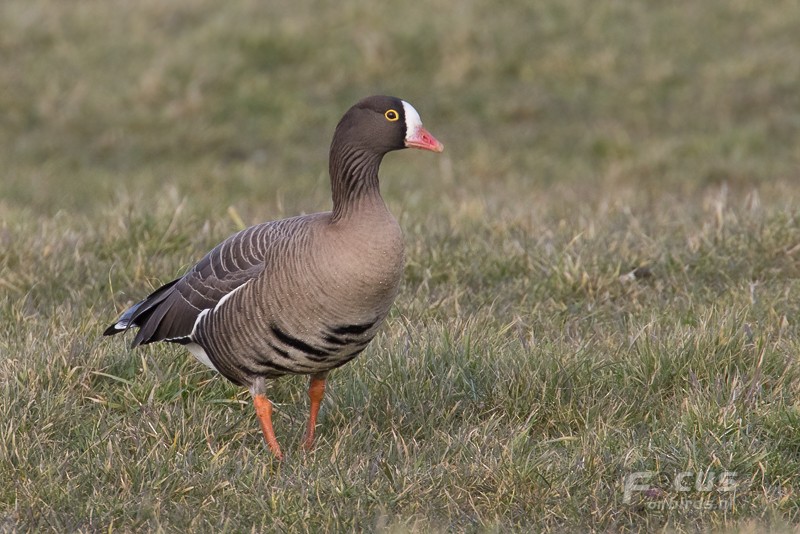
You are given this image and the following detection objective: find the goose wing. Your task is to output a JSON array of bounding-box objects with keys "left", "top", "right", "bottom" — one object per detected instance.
[{"left": 104, "top": 224, "right": 273, "bottom": 346}]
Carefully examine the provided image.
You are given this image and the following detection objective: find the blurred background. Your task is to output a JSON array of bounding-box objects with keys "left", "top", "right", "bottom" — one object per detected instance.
[
  {"left": 3, "top": 2, "right": 800, "bottom": 530},
  {"left": 2, "top": 0, "right": 799, "bottom": 222}
]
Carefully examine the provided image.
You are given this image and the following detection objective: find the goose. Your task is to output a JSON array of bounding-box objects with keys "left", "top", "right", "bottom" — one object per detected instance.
[{"left": 104, "top": 95, "right": 443, "bottom": 459}]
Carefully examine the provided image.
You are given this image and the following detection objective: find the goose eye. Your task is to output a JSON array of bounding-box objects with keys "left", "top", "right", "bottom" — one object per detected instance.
[{"left": 384, "top": 109, "right": 399, "bottom": 122}]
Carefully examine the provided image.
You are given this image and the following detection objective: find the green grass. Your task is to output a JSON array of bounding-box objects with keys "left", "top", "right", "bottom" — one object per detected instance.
[{"left": 2, "top": 0, "right": 800, "bottom": 531}]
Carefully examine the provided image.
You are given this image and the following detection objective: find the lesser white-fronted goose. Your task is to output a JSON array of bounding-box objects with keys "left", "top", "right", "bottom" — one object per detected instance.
[{"left": 104, "top": 95, "right": 443, "bottom": 458}]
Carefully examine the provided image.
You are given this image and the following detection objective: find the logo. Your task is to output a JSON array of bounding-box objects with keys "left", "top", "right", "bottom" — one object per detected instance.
[{"left": 623, "top": 470, "right": 738, "bottom": 510}]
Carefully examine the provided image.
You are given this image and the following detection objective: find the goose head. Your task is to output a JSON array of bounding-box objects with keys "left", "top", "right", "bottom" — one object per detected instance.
[{"left": 333, "top": 95, "right": 444, "bottom": 155}]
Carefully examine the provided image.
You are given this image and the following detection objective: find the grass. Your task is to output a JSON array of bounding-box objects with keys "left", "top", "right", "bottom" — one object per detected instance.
[{"left": 2, "top": 0, "right": 800, "bottom": 531}]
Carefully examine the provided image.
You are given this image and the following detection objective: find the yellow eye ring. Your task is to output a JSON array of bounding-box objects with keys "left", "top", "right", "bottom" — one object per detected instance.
[{"left": 384, "top": 109, "right": 399, "bottom": 122}]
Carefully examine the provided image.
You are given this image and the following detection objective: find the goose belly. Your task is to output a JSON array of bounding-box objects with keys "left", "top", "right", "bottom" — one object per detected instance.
[{"left": 191, "top": 278, "right": 397, "bottom": 386}]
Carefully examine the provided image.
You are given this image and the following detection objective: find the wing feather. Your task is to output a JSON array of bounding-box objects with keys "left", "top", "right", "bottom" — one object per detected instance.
[{"left": 105, "top": 224, "right": 273, "bottom": 345}]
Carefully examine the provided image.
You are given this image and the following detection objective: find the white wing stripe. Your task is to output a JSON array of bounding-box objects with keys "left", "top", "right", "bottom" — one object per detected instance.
[{"left": 181, "top": 281, "right": 251, "bottom": 373}]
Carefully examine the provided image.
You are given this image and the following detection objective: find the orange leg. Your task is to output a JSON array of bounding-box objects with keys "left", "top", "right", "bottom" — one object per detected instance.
[
  {"left": 302, "top": 376, "right": 327, "bottom": 451},
  {"left": 253, "top": 393, "right": 283, "bottom": 460}
]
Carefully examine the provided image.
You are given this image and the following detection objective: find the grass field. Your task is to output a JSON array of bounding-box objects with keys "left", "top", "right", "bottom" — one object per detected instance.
[{"left": 2, "top": 0, "right": 800, "bottom": 531}]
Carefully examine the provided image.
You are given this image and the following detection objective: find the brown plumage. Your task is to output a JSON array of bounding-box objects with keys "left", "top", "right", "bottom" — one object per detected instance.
[{"left": 104, "top": 95, "right": 443, "bottom": 458}]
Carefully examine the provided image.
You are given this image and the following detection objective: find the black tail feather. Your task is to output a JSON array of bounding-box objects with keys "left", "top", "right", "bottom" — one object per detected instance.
[{"left": 103, "top": 279, "right": 181, "bottom": 341}]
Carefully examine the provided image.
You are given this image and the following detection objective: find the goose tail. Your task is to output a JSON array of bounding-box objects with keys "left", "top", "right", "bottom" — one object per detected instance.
[{"left": 103, "top": 279, "right": 180, "bottom": 345}]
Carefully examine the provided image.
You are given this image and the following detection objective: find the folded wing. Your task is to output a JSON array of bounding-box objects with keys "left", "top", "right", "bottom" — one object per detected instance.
[{"left": 104, "top": 224, "right": 271, "bottom": 346}]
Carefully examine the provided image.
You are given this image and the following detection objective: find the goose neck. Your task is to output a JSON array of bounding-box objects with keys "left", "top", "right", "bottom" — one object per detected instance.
[{"left": 330, "top": 143, "right": 385, "bottom": 221}]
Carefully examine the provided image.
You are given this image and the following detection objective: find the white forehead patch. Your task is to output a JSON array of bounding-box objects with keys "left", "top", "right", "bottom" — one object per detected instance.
[{"left": 402, "top": 100, "right": 423, "bottom": 139}]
